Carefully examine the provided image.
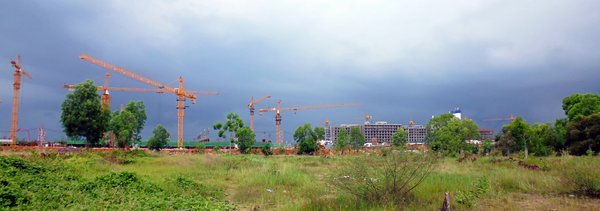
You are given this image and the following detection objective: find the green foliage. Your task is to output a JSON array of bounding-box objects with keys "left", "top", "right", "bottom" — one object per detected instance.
[
  {"left": 109, "top": 109, "right": 137, "bottom": 148},
  {"left": 565, "top": 113, "right": 600, "bottom": 155},
  {"left": 0, "top": 156, "right": 235, "bottom": 210},
  {"left": 295, "top": 124, "right": 318, "bottom": 154},
  {"left": 213, "top": 113, "right": 245, "bottom": 142},
  {"left": 335, "top": 128, "right": 349, "bottom": 154},
  {"left": 455, "top": 177, "right": 490, "bottom": 208},
  {"left": 392, "top": 127, "right": 408, "bottom": 148},
  {"left": 147, "top": 124, "right": 170, "bottom": 151},
  {"left": 428, "top": 116, "right": 480, "bottom": 156},
  {"left": 60, "top": 80, "right": 110, "bottom": 146},
  {"left": 124, "top": 101, "right": 147, "bottom": 143},
  {"left": 562, "top": 93, "right": 600, "bottom": 121},
  {"left": 426, "top": 113, "right": 455, "bottom": 144},
  {"left": 349, "top": 127, "right": 365, "bottom": 150},
  {"left": 331, "top": 150, "right": 436, "bottom": 205},
  {"left": 196, "top": 143, "right": 206, "bottom": 154},
  {"left": 261, "top": 143, "right": 273, "bottom": 156},
  {"left": 482, "top": 139, "right": 494, "bottom": 155},
  {"left": 213, "top": 145, "right": 222, "bottom": 153},
  {"left": 561, "top": 157, "right": 600, "bottom": 197},
  {"left": 314, "top": 127, "right": 325, "bottom": 141},
  {"left": 553, "top": 118, "right": 568, "bottom": 152},
  {"left": 528, "top": 123, "right": 557, "bottom": 156},
  {"left": 235, "top": 127, "right": 256, "bottom": 154},
  {"left": 500, "top": 116, "right": 530, "bottom": 156}
]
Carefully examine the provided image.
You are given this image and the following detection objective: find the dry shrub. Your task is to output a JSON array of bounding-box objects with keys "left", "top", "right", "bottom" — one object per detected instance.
[{"left": 331, "top": 150, "right": 437, "bottom": 206}]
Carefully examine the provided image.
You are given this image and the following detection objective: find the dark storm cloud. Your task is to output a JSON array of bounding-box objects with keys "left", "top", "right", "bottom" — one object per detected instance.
[{"left": 1, "top": 0, "right": 600, "bottom": 143}]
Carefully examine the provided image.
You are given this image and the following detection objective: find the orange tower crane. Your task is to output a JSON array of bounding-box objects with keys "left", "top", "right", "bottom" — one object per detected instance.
[
  {"left": 485, "top": 114, "right": 517, "bottom": 122},
  {"left": 9, "top": 55, "right": 32, "bottom": 146},
  {"left": 79, "top": 54, "right": 219, "bottom": 149},
  {"left": 63, "top": 84, "right": 219, "bottom": 110},
  {"left": 258, "top": 100, "right": 361, "bottom": 145},
  {"left": 247, "top": 95, "right": 270, "bottom": 131}
]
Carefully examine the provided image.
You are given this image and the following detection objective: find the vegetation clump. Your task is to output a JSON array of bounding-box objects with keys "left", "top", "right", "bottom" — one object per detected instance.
[{"left": 331, "top": 150, "right": 436, "bottom": 206}]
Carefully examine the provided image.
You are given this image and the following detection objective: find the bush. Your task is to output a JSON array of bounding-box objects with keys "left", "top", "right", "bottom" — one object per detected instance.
[
  {"left": 261, "top": 143, "right": 273, "bottom": 156},
  {"left": 196, "top": 143, "right": 206, "bottom": 154},
  {"left": 562, "top": 157, "right": 600, "bottom": 197},
  {"left": 213, "top": 146, "right": 222, "bottom": 154},
  {"left": 455, "top": 177, "right": 490, "bottom": 208},
  {"left": 331, "top": 150, "right": 436, "bottom": 206}
]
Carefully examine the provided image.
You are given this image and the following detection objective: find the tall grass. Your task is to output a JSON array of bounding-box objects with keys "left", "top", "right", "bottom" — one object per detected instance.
[{"left": 1, "top": 150, "right": 599, "bottom": 210}]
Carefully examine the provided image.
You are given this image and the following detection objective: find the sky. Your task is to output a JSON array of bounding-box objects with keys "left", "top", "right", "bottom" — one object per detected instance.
[{"left": 1, "top": 0, "right": 599, "bottom": 144}]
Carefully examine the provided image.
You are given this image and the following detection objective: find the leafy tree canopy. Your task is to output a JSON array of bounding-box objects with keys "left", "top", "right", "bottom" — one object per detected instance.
[
  {"left": 349, "top": 127, "right": 365, "bottom": 149},
  {"left": 562, "top": 93, "right": 600, "bottom": 121},
  {"left": 213, "top": 113, "right": 245, "bottom": 142},
  {"left": 147, "top": 124, "right": 170, "bottom": 151},
  {"left": 566, "top": 113, "right": 600, "bottom": 155},
  {"left": 392, "top": 128, "right": 408, "bottom": 148},
  {"left": 235, "top": 127, "right": 256, "bottom": 154},
  {"left": 60, "top": 80, "right": 110, "bottom": 146},
  {"left": 335, "top": 128, "right": 349, "bottom": 153},
  {"left": 110, "top": 110, "right": 137, "bottom": 148},
  {"left": 125, "top": 101, "right": 147, "bottom": 143},
  {"left": 295, "top": 124, "right": 318, "bottom": 154}
]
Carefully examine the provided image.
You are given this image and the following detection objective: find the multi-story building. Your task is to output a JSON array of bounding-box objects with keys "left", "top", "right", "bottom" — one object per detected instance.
[
  {"left": 406, "top": 120, "right": 427, "bottom": 144},
  {"left": 327, "top": 121, "right": 427, "bottom": 145},
  {"left": 478, "top": 128, "right": 494, "bottom": 140}
]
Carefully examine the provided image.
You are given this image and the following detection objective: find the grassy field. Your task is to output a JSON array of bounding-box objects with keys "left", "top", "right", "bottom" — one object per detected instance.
[{"left": 1, "top": 149, "right": 599, "bottom": 210}]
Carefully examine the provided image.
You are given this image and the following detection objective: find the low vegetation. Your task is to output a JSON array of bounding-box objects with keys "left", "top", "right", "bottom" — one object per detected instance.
[{"left": 0, "top": 150, "right": 598, "bottom": 210}]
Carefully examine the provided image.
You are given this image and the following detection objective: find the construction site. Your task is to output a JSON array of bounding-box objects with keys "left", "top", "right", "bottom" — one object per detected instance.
[{"left": 0, "top": 53, "right": 506, "bottom": 152}]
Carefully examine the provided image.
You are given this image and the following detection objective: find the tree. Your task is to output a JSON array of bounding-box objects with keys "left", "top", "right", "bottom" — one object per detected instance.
[
  {"left": 425, "top": 113, "right": 455, "bottom": 144},
  {"left": 428, "top": 116, "right": 479, "bottom": 156},
  {"left": 562, "top": 93, "right": 600, "bottom": 121},
  {"left": 349, "top": 127, "right": 365, "bottom": 151},
  {"left": 565, "top": 113, "right": 600, "bottom": 155},
  {"left": 213, "top": 113, "right": 245, "bottom": 142},
  {"left": 335, "top": 128, "right": 349, "bottom": 154},
  {"left": 235, "top": 127, "right": 256, "bottom": 154},
  {"left": 213, "top": 113, "right": 253, "bottom": 153},
  {"left": 314, "top": 127, "right": 325, "bottom": 141},
  {"left": 147, "top": 124, "right": 170, "bottom": 151},
  {"left": 295, "top": 124, "right": 318, "bottom": 154},
  {"left": 124, "top": 101, "right": 147, "bottom": 144},
  {"left": 110, "top": 109, "right": 137, "bottom": 148},
  {"left": 528, "top": 123, "right": 557, "bottom": 156},
  {"left": 500, "top": 116, "right": 531, "bottom": 158},
  {"left": 552, "top": 118, "right": 568, "bottom": 153},
  {"left": 482, "top": 139, "right": 493, "bottom": 155},
  {"left": 391, "top": 127, "right": 408, "bottom": 148},
  {"left": 261, "top": 143, "right": 273, "bottom": 156},
  {"left": 60, "top": 80, "right": 110, "bottom": 147}
]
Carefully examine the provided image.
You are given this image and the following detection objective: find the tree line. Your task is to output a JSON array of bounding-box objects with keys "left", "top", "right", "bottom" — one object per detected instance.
[
  {"left": 61, "top": 80, "right": 169, "bottom": 150},
  {"left": 426, "top": 93, "right": 600, "bottom": 157}
]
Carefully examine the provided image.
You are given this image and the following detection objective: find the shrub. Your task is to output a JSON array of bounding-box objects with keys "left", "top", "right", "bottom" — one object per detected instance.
[
  {"left": 455, "top": 177, "right": 490, "bottom": 208},
  {"left": 562, "top": 157, "right": 600, "bottom": 197},
  {"left": 213, "top": 146, "right": 222, "bottom": 154},
  {"left": 196, "top": 143, "right": 206, "bottom": 154},
  {"left": 331, "top": 150, "right": 436, "bottom": 206},
  {"left": 261, "top": 143, "right": 273, "bottom": 156}
]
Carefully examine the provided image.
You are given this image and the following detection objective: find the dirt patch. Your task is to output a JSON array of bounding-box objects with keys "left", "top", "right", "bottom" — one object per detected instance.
[{"left": 479, "top": 193, "right": 600, "bottom": 211}]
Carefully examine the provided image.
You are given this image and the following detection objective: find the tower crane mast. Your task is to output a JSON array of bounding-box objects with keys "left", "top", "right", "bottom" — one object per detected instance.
[
  {"left": 248, "top": 95, "right": 270, "bottom": 131},
  {"left": 258, "top": 100, "right": 361, "bottom": 145},
  {"left": 9, "top": 55, "right": 32, "bottom": 146}
]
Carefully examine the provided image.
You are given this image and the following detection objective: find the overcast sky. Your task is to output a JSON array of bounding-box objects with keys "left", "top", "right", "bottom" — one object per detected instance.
[{"left": 1, "top": 1, "right": 599, "bottom": 144}]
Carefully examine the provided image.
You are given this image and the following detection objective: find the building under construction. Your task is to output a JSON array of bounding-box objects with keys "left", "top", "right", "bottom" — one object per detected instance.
[{"left": 326, "top": 121, "right": 427, "bottom": 144}]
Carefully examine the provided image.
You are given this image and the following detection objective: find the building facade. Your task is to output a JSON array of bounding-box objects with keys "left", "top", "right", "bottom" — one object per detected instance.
[{"left": 327, "top": 121, "right": 427, "bottom": 145}]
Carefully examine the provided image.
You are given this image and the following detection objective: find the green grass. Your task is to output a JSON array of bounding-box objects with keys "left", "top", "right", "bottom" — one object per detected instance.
[{"left": 1, "top": 150, "right": 599, "bottom": 210}]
